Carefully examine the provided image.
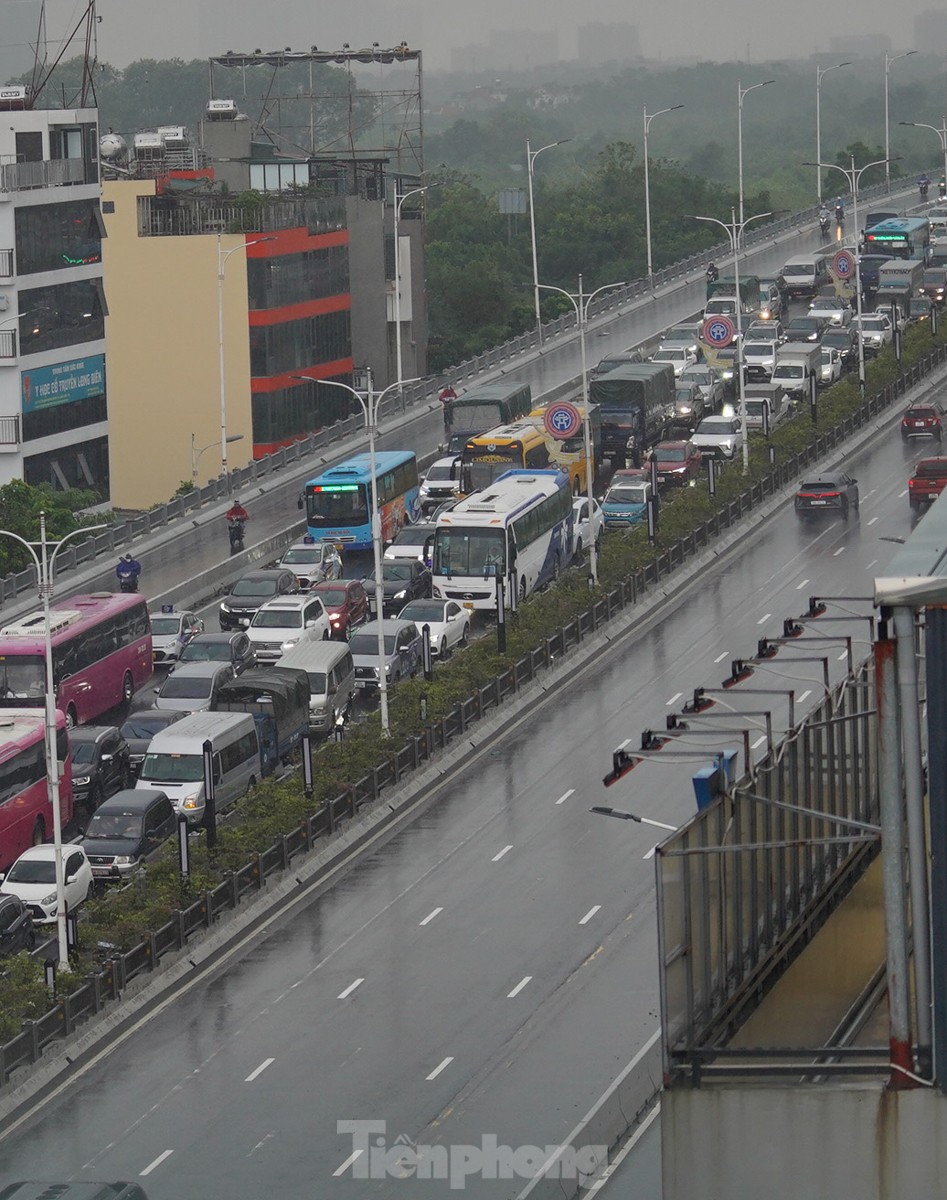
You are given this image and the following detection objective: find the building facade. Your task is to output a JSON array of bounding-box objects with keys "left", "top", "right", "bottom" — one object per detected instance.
[{"left": 0, "top": 92, "right": 108, "bottom": 496}]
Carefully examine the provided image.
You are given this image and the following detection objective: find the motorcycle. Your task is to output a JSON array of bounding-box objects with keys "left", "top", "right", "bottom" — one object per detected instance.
[
  {"left": 920, "top": 181, "right": 930, "bottom": 200},
  {"left": 228, "top": 517, "right": 246, "bottom": 554},
  {"left": 117, "top": 572, "right": 140, "bottom": 594},
  {"left": 941, "top": 181, "right": 947, "bottom": 200},
  {"left": 819, "top": 215, "right": 830, "bottom": 239},
  {"left": 705, "top": 265, "right": 719, "bottom": 285}
]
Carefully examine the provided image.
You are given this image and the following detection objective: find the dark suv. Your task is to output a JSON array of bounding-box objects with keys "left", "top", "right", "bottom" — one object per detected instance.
[
  {"left": 0, "top": 893, "right": 35, "bottom": 955},
  {"left": 81, "top": 789, "right": 177, "bottom": 881},
  {"left": 219, "top": 568, "right": 299, "bottom": 632},
  {"left": 901, "top": 403, "right": 945, "bottom": 442},
  {"left": 68, "top": 726, "right": 132, "bottom": 818}
]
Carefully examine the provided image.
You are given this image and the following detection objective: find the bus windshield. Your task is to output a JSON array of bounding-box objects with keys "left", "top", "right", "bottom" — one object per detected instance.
[
  {"left": 0, "top": 656, "right": 45, "bottom": 702},
  {"left": 433, "top": 529, "right": 505, "bottom": 576},
  {"left": 307, "top": 483, "right": 369, "bottom": 527}
]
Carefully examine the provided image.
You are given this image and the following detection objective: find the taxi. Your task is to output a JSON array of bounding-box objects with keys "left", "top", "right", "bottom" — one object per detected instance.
[{"left": 149, "top": 605, "right": 204, "bottom": 665}]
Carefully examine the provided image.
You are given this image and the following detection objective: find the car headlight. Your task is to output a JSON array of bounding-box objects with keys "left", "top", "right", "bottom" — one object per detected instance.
[
  {"left": 182, "top": 794, "right": 202, "bottom": 810},
  {"left": 73, "top": 775, "right": 91, "bottom": 787},
  {"left": 281, "top": 637, "right": 300, "bottom": 650},
  {"left": 331, "top": 617, "right": 343, "bottom": 627},
  {"left": 41, "top": 892, "right": 56, "bottom": 907},
  {"left": 394, "top": 589, "right": 407, "bottom": 600},
  {"left": 420, "top": 484, "right": 430, "bottom": 495},
  {"left": 113, "top": 856, "right": 135, "bottom": 866},
  {"left": 385, "top": 663, "right": 393, "bottom": 674},
  {"left": 722, "top": 370, "right": 734, "bottom": 380},
  {"left": 220, "top": 602, "right": 232, "bottom": 614}
]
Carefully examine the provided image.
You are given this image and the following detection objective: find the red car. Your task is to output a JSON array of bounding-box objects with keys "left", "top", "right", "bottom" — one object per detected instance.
[
  {"left": 901, "top": 403, "right": 945, "bottom": 442},
  {"left": 646, "top": 440, "right": 702, "bottom": 487},
  {"left": 312, "top": 579, "right": 370, "bottom": 640}
]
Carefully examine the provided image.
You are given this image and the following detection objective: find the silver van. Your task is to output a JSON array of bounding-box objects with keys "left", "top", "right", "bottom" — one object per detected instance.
[
  {"left": 135, "top": 711, "right": 260, "bottom": 827},
  {"left": 780, "top": 254, "right": 829, "bottom": 298},
  {"left": 275, "top": 641, "right": 355, "bottom": 735}
]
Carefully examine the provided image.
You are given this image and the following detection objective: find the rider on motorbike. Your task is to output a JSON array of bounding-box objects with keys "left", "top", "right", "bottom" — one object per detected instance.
[
  {"left": 919, "top": 174, "right": 931, "bottom": 199},
  {"left": 705, "top": 261, "right": 719, "bottom": 284},
  {"left": 940, "top": 176, "right": 947, "bottom": 200},
  {"left": 115, "top": 553, "right": 142, "bottom": 592},
  {"left": 834, "top": 198, "right": 845, "bottom": 224},
  {"left": 818, "top": 206, "right": 831, "bottom": 235},
  {"left": 226, "top": 500, "right": 249, "bottom": 549}
]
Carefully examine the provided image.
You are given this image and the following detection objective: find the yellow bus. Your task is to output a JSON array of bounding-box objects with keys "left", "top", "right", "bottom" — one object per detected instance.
[
  {"left": 460, "top": 421, "right": 552, "bottom": 494},
  {"left": 527, "top": 403, "right": 601, "bottom": 496}
]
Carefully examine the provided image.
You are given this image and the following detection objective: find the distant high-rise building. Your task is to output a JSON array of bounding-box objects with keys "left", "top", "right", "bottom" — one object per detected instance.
[
  {"left": 914, "top": 10, "right": 947, "bottom": 54},
  {"left": 576, "top": 22, "right": 641, "bottom": 64},
  {"left": 486, "top": 29, "right": 559, "bottom": 71}
]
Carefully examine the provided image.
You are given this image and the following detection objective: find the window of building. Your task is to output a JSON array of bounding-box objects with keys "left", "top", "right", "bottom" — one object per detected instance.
[
  {"left": 18, "top": 279, "right": 106, "bottom": 354},
  {"left": 23, "top": 435, "right": 109, "bottom": 498},
  {"left": 15, "top": 198, "right": 103, "bottom": 273},
  {"left": 249, "top": 309, "right": 351, "bottom": 379},
  {"left": 14, "top": 131, "right": 42, "bottom": 163},
  {"left": 22, "top": 393, "right": 107, "bottom": 442},
  {"left": 246, "top": 245, "right": 349, "bottom": 310},
  {"left": 249, "top": 162, "right": 311, "bottom": 192},
  {"left": 251, "top": 375, "right": 358, "bottom": 447}
]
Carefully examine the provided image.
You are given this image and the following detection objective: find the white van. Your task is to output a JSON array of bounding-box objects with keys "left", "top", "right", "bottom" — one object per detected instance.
[
  {"left": 779, "top": 254, "right": 829, "bottom": 298},
  {"left": 275, "top": 641, "right": 355, "bottom": 735},
  {"left": 135, "top": 711, "right": 260, "bottom": 826}
]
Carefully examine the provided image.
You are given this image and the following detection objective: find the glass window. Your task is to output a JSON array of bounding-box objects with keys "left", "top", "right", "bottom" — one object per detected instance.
[
  {"left": 18, "top": 279, "right": 106, "bottom": 355},
  {"left": 249, "top": 308, "right": 351, "bottom": 379},
  {"left": 15, "top": 198, "right": 103, "bottom": 274},
  {"left": 23, "top": 435, "right": 109, "bottom": 498},
  {"left": 247, "top": 244, "right": 349, "bottom": 309}
]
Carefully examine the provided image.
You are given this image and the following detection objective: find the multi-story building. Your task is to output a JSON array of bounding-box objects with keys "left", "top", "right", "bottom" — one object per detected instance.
[{"left": 0, "top": 88, "right": 108, "bottom": 495}]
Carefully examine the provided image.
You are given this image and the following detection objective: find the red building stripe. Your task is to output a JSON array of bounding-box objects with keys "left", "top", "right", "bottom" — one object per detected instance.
[
  {"left": 245, "top": 227, "right": 349, "bottom": 257},
  {"left": 249, "top": 294, "right": 351, "bottom": 326},
  {"left": 251, "top": 357, "right": 354, "bottom": 393}
]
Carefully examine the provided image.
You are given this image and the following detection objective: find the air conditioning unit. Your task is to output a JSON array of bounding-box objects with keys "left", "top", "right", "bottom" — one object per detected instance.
[
  {"left": 0, "top": 86, "right": 28, "bottom": 110},
  {"left": 0, "top": 296, "right": 8, "bottom": 313},
  {"left": 206, "top": 99, "right": 238, "bottom": 121}
]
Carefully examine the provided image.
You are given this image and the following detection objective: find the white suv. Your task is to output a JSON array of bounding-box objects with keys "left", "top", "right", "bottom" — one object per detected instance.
[{"left": 247, "top": 594, "right": 330, "bottom": 662}]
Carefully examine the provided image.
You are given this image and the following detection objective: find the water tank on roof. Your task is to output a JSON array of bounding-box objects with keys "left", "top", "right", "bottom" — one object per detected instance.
[
  {"left": 206, "top": 98, "right": 238, "bottom": 121},
  {"left": 99, "top": 133, "right": 127, "bottom": 162},
  {"left": 157, "top": 125, "right": 188, "bottom": 149},
  {"left": 133, "top": 131, "right": 162, "bottom": 152}
]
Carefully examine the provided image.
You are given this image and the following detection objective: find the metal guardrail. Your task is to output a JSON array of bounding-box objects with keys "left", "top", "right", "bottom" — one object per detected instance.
[
  {"left": 0, "top": 334, "right": 938, "bottom": 1087},
  {"left": 0, "top": 182, "right": 914, "bottom": 610}
]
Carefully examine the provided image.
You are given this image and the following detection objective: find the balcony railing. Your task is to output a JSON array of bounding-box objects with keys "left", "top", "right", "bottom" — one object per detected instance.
[
  {"left": 0, "top": 416, "right": 20, "bottom": 448},
  {"left": 0, "top": 330, "right": 15, "bottom": 359},
  {"left": 137, "top": 194, "right": 347, "bottom": 238},
  {"left": 0, "top": 249, "right": 12, "bottom": 279},
  {"left": 0, "top": 158, "right": 85, "bottom": 193}
]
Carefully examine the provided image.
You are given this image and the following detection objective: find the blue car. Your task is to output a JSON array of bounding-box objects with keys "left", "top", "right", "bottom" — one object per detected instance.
[{"left": 602, "top": 477, "right": 658, "bottom": 529}]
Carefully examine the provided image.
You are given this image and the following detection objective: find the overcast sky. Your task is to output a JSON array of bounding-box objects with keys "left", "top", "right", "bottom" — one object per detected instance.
[{"left": 17, "top": 0, "right": 927, "bottom": 74}]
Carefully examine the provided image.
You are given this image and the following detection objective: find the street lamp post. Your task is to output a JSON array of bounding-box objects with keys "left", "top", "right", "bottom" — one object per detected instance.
[
  {"left": 643, "top": 104, "right": 684, "bottom": 290},
  {"left": 803, "top": 155, "right": 894, "bottom": 394},
  {"left": 526, "top": 137, "right": 571, "bottom": 342},
  {"left": 815, "top": 62, "right": 851, "bottom": 205},
  {"left": 900, "top": 117, "right": 947, "bottom": 196},
  {"left": 0, "top": 514, "right": 106, "bottom": 969},
  {"left": 217, "top": 234, "right": 275, "bottom": 488},
  {"left": 191, "top": 433, "right": 244, "bottom": 483},
  {"left": 393, "top": 183, "right": 429, "bottom": 391},
  {"left": 536, "top": 276, "right": 626, "bottom": 586},
  {"left": 292, "top": 369, "right": 420, "bottom": 735},
  {"left": 688, "top": 209, "right": 772, "bottom": 475},
  {"left": 885, "top": 51, "right": 917, "bottom": 192},
  {"left": 737, "top": 79, "right": 774, "bottom": 233}
]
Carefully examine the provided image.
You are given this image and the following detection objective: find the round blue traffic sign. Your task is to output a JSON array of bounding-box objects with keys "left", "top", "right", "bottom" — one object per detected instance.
[
  {"left": 703, "top": 315, "right": 735, "bottom": 347},
  {"left": 544, "top": 400, "right": 582, "bottom": 440},
  {"left": 833, "top": 250, "right": 854, "bottom": 280}
]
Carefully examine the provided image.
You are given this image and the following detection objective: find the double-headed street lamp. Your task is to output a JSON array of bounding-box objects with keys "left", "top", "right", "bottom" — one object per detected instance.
[
  {"left": 527, "top": 137, "right": 571, "bottom": 341},
  {"left": 803, "top": 154, "right": 895, "bottom": 394},
  {"left": 815, "top": 61, "right": 850, "bottom": 206},
  {"left": 643, "top": 103, "right": 684, "bottom": 290},
  {"left": 217, "top": 234, "right": 275, "bottom": 487},
  {"left": 899, "top": 117, "right": 947, "bottom": 194},
  {"left": 884, "top": 51, "right": 917, "bottom": 192},
  {"left": 191, "top": 433, "right": 244, "bottom": 483},
  {"left": 392, "top": 182, "right": 432, "bottom": 390},
  {"left": 688, "top": 209, "right": 772, "bottom": 475},
  {"left": 536, "top": 276, "right": 626, "bottom": 586},
  {"left": 292, "top": 369, "right": 419, "bottom": 735},
  {"left": 737, "top": 79, "right": 774, "bottom": 233},
  {"left": 0, "top": 514, "right": 105, "bottom": 969}
]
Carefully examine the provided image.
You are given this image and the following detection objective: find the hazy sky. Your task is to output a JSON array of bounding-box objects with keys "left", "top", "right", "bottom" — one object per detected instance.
[{"left": 21, "top": 0, "right": 926, "bottom": 74}]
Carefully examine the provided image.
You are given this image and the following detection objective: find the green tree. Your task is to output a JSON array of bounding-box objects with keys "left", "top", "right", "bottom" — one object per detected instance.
[{"left": 0, "top": 480, "right": 100, "bottom": 577}]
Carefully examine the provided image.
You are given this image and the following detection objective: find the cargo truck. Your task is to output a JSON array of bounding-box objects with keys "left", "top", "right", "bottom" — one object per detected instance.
[
  {"left": 442, "top": 381, "right": 532, "bottom": 455},
  {"left": 876, "top": 258, "right": 925, "bottom": 303},
  {"left": 589, "top": 362, "right": 675, "bottom": 468},
  {"left": 770, "top": 342, "right": 821, "bottom": 400},
  {"left": 705, "top": 274, "right": 759, "bottom": 309},
  {"left": 742, "top": 382, "right": 791, "bottom": 431}
]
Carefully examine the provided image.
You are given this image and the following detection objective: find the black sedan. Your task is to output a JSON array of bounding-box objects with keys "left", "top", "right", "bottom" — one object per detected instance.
[
  {"left": 177, "top": 630, "right": 258, "bottom": 675},
  {"left": 120, "top": 710, "right": 187, "bottom": 777},
  {"left": 0, "top": 893, "right": 35, "bottom": 955},
  {"left": 363, "top": 560, "right": 432, "bottom": 617},
  {"left": 218, "top": 569, "right": 299, "bottom": 632},
  {"left": 794, "top": 473, "right": 859, "bottom": 520}
]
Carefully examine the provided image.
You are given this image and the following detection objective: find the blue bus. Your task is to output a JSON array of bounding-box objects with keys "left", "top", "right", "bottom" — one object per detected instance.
[
  {"left": 863, "top": 217, "right": 930, "bottom": 262},
  {"left": 302, "top": 451, "right": 421, "bottom": 550}
]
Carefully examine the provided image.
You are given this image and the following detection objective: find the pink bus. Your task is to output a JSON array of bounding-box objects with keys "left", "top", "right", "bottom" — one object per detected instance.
[
  {"left": 0, "top": 708, "right": 73, "bottom": 870},
  {"left": 0, "top": 593, "right": 152, "bottom": 727}
]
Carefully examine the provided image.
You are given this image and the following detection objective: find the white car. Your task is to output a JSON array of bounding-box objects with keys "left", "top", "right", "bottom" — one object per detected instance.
[
  {"left": 808, "top": 294, "right": 852, "bottom": 326},
  {"left": 742, "top": 340, "right": 779, "bottom": 381},
  {"left": 396, "top": 598, "right": 471, "bottom": 657},
  {"left": 650, "top": 346, "right": 697, "bottom": 377},
  {"left": 572, "top": 496, "right": 604, "bottom": 560},
  {"left": 819, "top": 347, "right": 843, "bottom": 387},
  {"left": 853, "top": 312, "right": 893, "bottom": 354},
  {"left": 419, "top": 455, "right": 461, "bottom": 513},
  {"left": 0, "top": 844, "right": 93, "bottom": 923},
  {"left": 247, "top": 594, "right": 331, "bottom": 662},
  {"left": 277, "top": 538, "right": 342, "bottom": 590},
  {"left": 691, "top": 414, "right": 743, "bottom": 460},
  {"left": 384, "top": 523, "right": 436, "bottom": 565},
  {"left": 149, "top": 607, "right": 204, "bottom": 666}
]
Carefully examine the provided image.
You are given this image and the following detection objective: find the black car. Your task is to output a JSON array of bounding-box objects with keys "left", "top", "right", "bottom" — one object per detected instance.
[
  {"left": 177, "top": 630, "right": 258, "bottom": 675},
  {"left": 68, "top": 726, "right": 132, "bottom": 817},
  {"left": 794, "top": 473, "right": 859, "bottom": 520},
  {"left": 119, "top": 710, "right": 187, "bottom": 777},
  {"left": 81, "top": 789, "right": 177, "bottom": 881},
  {"left": 820, "top": 326, "right": 858, "bottom": 369},
  {"left": 218, "top": 569, "right": 299, "bottom": 632},
  {"left": 0, "top": 893, "right": 35, "bottom": 955},
  {"left": 364, "top": 560, "right": 432, "bottom": 617},
  {"left": 784, "top": 315, "right": 830, "bottom": 343}
]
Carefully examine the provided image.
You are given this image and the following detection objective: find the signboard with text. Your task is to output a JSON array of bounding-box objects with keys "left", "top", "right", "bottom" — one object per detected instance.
[{"left": 21, "top": 354, "right": 106, "bottom": 413}]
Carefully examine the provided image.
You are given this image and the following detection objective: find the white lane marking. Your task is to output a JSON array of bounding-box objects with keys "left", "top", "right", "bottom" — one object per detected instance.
[
  {"left": 616, "top": 738, "right": 630, "bottom": 750},
  {"left": 587, "top": 1103, "right": 663, "bottom": 1191},
  {"left": 665, "top": 692, "right": 682, "bottom": 706},
  {"left": 838, "top": 651, "right": 848, "bottom": 661},
  {"left": 426, "top": 1056, "right": 454, "bottom": 1080},
  {"left": 898, "top": 489, "right": 908, "bottom": 498},
  {"left": 419, "top": 907, "right": 443, "bottom": 926},
  {"left": 798, "top": 690, "right": 812, "bottom": 703},
  {"left": 556, "top": 789, "right": 574, "bottom": 805},
  {"left": 140, "top": 1150, "right": 174, "bottom": 1177},
  {"left": 244, "top": 1057, "right": 275, "bottom": 1083},
  {"left": 867, "top": 517, "right": 879, "bottom": 526},
  {"left": 757, "top": 612, "right": 771, "bottom": 624},
  {"left": 795, "top": 578, "right": 810, "bottom": 590},
  {"left": 338, "top": 978, "right": 364, "bottom": 1000},
  {"left": 833, "top": 547, "right": 845, "bottom": 556},
  {"left": 751, "top": 736, "right": 766, "bottom": 750},
  {"left": 865, "top": 488, "right": 877, "bottom": 497},
  {"left": 492, "top": 844, "right": 513, "bottom": 862},
  {"left": 507, "top": 976, "right": 533, "bottom": 998},
  {"left": 867, "top": 559, "right": 878, "bottom": 569},
  {"left": 714, "top": 651, "right": 728, "bottom": 663},
  {"left": 334, "top": 1149, "right": 364, "bottom": 1177},
  {"left": 579, "top": 905, "right": 601, "bottom": 925}
]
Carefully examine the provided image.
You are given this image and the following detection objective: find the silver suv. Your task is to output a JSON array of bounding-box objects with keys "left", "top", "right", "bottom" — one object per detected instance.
[
  {"left": 350, "top": 619, "right": 422, "bottom": 690},
  {"left": 247, "top": 594, "right": 331, "bottom": 662}
]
